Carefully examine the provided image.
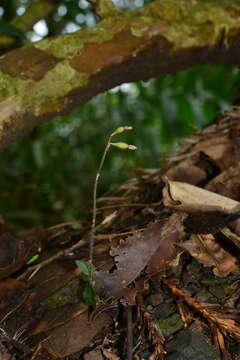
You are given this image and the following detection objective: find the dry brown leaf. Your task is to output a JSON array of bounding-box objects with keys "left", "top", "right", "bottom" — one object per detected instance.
[
  {"left": 206, "top": 163, "right": 240, "bottom": 201},
  {"left": 0, "top": 343, "right": 15, "bottom": 360},
  {"left": 0, "top": 279, "right": 28, "bottom": 322},
  {"left": 83, "top": 348, "right": 104, "bottom": 360},
  {"left": 146, "top": 214, "right": 184, "bottom": 275},
  {"left": 42, "top": 303, "right": 113, "bottom": 358},
  {"left": 191, "top": 137, "right": 240, "bottom": 171},
  {"left": 163, "top": 180, "right": 240, "bottom": 214},
  {"left": 1, "top": 262, "right": 84, "bottom": 354},
  {"left": 0, "top": 226, "right": 41, "bottom": 280},
  {"left": 165, "top": 109, "right": 240, "bottom": 172},
  {"left": 165, "top": 152, "right": 207, "bottom": 185},
  {"left": 119, "top": 278, "right": 148, "bottom": 306},
  {"left": 102, "top": 348, "right": 120, "bottom": 360},
  {"left": 95, "top": 213, "right": 184, "bottom": 300},
  {"left": 180, "top": 234, "right": 239, "bottom": 277}
]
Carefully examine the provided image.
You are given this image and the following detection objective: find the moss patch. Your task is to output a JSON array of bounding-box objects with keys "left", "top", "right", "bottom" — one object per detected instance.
[{"left": 158, "top": 313, "right": 183, "bottom": 336}]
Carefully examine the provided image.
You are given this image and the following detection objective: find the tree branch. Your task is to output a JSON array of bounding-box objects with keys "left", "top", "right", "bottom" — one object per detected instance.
[
  {"left": 0, "top": 0, "right": 59, "bottom": 50},
  {"left": 0, "top": 0, "right": 240, "bottom": 151}
]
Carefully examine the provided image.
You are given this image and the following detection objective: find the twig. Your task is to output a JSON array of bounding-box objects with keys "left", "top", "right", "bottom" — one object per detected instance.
[
  {"left": 164, "top": 278, "right": 240, "bottom": 341},
  {"left": 96, "top": 200, "right": 162, "bottom": 212},
  {"left": 126, "top": 306, "right": 133, "bottom": 360},
  {"left": 95, "top": 227, "right": 144, "bottom": 240},
  {"left": 137, "top": 295, "right": 165, "bottom": 359},
  {"left": 22, "top": 238, "right": 86, "bottom": 279}
]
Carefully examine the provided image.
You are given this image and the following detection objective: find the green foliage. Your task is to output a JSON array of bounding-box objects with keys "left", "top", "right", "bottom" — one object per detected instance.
[
  {"left": 75, "top": 260, "right": 98, "bottom": 307},
  {"left": 0, "top": 20, "right": 26, "bottom": 39},
  {"left": 75, "top": 260, "right": 96, "bottom": 276},
  {"left": 82, "top": 282, "right": 98, "bottom": 308},
  {"left": 26, "top": 254, "right": 39, "bottom": 265}
]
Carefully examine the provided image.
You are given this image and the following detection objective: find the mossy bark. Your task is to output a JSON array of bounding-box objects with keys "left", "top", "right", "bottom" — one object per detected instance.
[{"left": 0, "top": 0, "right": 240, "bottom": 151}]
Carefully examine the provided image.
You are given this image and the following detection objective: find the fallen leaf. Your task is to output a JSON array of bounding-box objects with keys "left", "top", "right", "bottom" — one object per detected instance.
[
  {"left": 42, "top": 303, "right": 113, "bottom": 358},
  {"left": 102, "top": 348, "right": 120, "bottom": 360},
  {"left": 95, "top": 213, "right": 184, "bottom": 300},
  {"left": 206, "top": 163, "right": 240, "bottom": 201},
  {"left": 192, "top": 137, "right": 240, "bottom": 171},
  {"left": 119, "top": 278, "right": 148, "bottom": 305},
  {"left": 179, "top": 234, "right": 239, "bottom": 276},
  {"left": 146, "top": 214, "right": 184, "bottom": 275},
  {"left": 0, "top": 342, "right": 15, "bottom": 360},
  {"left": 163, "top": 180, "right": 240, "bottom": 214},
  {"left": 0, "top": 279, "right": 28, "bottom": 322},
  {"left": 0, "top": 225, "right": 42, "bottom": 280},
  {"left": 83, "top": 348, "right": 103, "bottom": 360},
  {"left": 165, "top": 152, "right": 208, "bottom": 185}
]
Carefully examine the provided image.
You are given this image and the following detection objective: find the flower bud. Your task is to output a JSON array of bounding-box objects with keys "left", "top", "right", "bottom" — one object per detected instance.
[
  {"left": 111, "top": 126, "right": 133, "bottom": 136},
  {"left": 111, "top": 142, "right": 137, "bottom": 150}
]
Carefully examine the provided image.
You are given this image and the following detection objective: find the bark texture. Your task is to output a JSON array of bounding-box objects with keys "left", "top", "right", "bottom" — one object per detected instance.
[{"left": 0, "top": 0, "right": 240, "bottom": 150}]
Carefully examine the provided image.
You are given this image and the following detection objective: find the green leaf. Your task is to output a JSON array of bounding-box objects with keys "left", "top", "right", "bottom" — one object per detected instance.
[
  {"left": 0, "top": 20, "right": 26, "bottom": 40},
  {"left": 82, "top": 282, "right": 97, "bottom": 308},
  {"left": 75, "top": 260, "right": 96, "bottom": 276},
  {"left": 26, "top": 254, "right": 39, "bottom": 265}
]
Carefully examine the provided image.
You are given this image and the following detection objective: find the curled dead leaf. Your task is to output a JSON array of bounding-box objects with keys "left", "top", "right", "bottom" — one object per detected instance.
[
  {"left": 180, "top": 234, "right": 239, "bottom": 277},
  {"left": 163, "top": 180, "right": 240, "bottom": 214}
]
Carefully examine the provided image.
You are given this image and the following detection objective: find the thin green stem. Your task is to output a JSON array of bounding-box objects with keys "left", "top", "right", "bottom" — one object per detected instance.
[
  {"left": 90, "top": 135, "right": 112, "bottom": 267},
  {"left": 89, "top": 126, "right": 135, "bottom": 281}
]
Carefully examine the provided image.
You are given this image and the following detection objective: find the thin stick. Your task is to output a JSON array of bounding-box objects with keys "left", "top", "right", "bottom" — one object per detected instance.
[
  {"left": 126, "top": 306, "right": 133, "bottom": 360},
  {"left": 20, "top": 238, "right": 86, "bottom": 280}
]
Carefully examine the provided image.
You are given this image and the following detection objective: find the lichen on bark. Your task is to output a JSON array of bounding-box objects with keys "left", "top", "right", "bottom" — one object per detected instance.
[
  {"left": 34, "top": 15, "right": 132, "bottom": 59},
  {"left": 141, "top": 0, "right": 240, "bottom": 48},
  {"left": 19, "top": 61, "right": 89, "bottom": 115},
  {"left": 0, "top": 72, "right": 20, "bottom": 102}
]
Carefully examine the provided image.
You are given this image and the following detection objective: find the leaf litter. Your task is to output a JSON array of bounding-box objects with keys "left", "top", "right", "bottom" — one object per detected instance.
[{"left": 1, "top": 107, "right": 240, "bottom": 358}]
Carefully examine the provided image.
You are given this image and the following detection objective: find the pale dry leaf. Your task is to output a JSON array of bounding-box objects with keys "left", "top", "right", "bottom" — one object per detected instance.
[
  {"left": 180, "top": 234, "right": 239, "bottom": 277},
  {"left": 163, "top": 180, "right": 240, "bottom": 214},
  {"left": 102, "top": 348, "right": 120, "bottom": 360}
]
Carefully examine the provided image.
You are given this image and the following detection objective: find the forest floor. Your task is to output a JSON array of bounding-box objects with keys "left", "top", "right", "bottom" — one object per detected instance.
[{"left": 1, "top": 108, "right": 240, "bottom": 360}]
